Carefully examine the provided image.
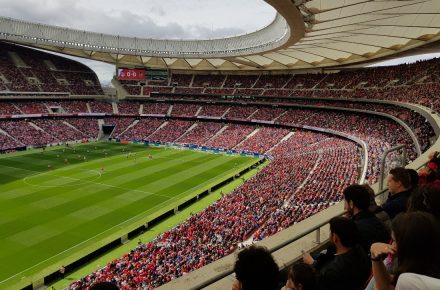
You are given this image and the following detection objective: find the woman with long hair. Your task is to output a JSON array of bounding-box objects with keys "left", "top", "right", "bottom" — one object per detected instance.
[{"left": 370, "top": 211, "right": 440, "bottom": 289}]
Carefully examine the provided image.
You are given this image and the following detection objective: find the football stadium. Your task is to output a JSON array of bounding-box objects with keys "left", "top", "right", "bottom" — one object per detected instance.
[{"left": 0, "top": 0, "right": 440, "bottom": 289}]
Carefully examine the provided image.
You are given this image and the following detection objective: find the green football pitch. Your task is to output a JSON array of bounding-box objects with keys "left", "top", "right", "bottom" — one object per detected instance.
[{"left": 0, "top": 142, "right": 257, "bottom": 289}]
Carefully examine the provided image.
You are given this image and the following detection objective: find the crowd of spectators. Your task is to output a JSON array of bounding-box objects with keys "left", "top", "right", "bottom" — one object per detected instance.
[
  {"left": 13, "top": 101, "right": 48, "bottom": 114},
  {"left": 253, "top": 74, "right": 291, "bottom": 89},
  {"left": 89, "top": 101, "right": 113, "bottom": 114},
  {"left": 235, "top": 88, "right": 264, "bottom": 96},
  {"left": 170, "top": 104, "right": 200, "bottom": 117},
  {"left": 204, "top": 88, "right": 235, "bottom": 95},
  {"left": 177, "top": 122, "right": 224, "bottom": 145},
  {"left": 117, "top": 118, "right": 164, "bottom": 140},
  {"left": 278, "top": 108, "right": 417, "bottom": 184},
  {"left": 226, "top": 106, "right": 259, "bottom": 119},
  {"left": 148, "top": 120, "right": 194, "bottom": 143},
  {"left": 32, "top": 119, "right": 86, "bottom": 142},
  {"left": 137, "top": 58, "right": 440, "bottom": 115},
  {"left": 0, "top": 131, "right": 24, "bottom": 150},
  {"left": 103, "top": 118, "right": 136, "bottom": 137},
  {"left": 142, "top": 103, "right": 170, "bottom": 115},
  {"left": 0, "top": 102, "right": 22, "bottom": 115},
  {"left": 45, "top": 100, "right": 89, "bottom": 114},
  {"left": 173, "top": 87, "right": 203, "bottom": 95},
  {"left": 147, "top": 86, "right": 173, "bottom": 94},
  {"left": 223, "top": 75, "right": 258, "bottom": 88},
  {"left": 120, "top": 80, "right": 142, "bottom": 96},
  {"left": 0, "top": 99, "right": 423, "bottom": 186},
  {"left": 198, "top": 105, "right": 229, "bottom": 117},
  {"left": 205, "top": 124, "right": 255, "bottom": 149},
  {"left": 234, "top": 127, "right": 290, "bottom": 154},
  {"left": 254, "top": 138, "right": 359, "bottom": 240},
  {"left": 170, "top": 74, "right": 193, "bottom": 87},
  {"left": 0, "top": 42, "right": 103, "bottom": 95},
  {"left": 192, "top": 75, "right": 225, "bottom": 88},
  {"left": 0, "top": 119, "right": 58, "bottom": 146},
  {"left": 251, "top": 107, "right": 286, "bottom": 121},
  {"left": 64, "top": 118, "right": 99, "bottom": 139},
  {"left": 69, "top": 130, "right": 365, "bottom": 289},
  {"left": 116, "top": 101, "right": 140, "bottom": 115}
]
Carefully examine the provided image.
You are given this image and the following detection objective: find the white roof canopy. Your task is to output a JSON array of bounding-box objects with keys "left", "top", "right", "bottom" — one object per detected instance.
[{"left": 0, "top": 0, "right": 439, "bottom": 71}]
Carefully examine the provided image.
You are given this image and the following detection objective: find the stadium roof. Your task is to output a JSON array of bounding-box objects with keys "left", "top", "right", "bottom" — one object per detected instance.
[{"left": 0, "top": 0, "right": 440, "bottom": 71}]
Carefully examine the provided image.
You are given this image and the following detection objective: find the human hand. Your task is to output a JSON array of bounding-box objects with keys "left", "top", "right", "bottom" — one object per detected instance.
[
  {"left": 302, "top": 252, "right": 315, "bottom": 265},
  {"left": 285, "top": 277, "right": 295, "bottom": 289},
  {"left": 370, "top": 242, "right": 396, "bottom": 261},
  {"left": 232, "top": 280, "right": 241, "bottom": 290}
]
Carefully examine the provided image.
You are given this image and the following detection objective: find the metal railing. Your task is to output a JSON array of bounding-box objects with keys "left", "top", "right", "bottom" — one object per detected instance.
[
  {"left": 188, "top": 188, "right": 391, "bottom": 290},
  {"left": 379, "top": 144, "right": 408, "bottom": 191}
]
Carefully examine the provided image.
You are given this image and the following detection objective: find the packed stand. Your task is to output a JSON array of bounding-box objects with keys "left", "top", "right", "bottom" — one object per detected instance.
[
  {"left": 254, "top": 138, "right": 360, "bottom": 240},
  {"left": 192, "top": 75, "right": 225, "bottom": 88},
  {"left": 104, "top": 118, "right": 136, "bottom": 137},
  {"left": 117, "top": 101, "right": 140, "bottom": 115},
  {"left": 226, "top": 106, "right": 259, "bottom": 119},
  {"left": 0, "top": 132, "right": 24, "bottom": 150},
  {"left": 205, "top": 124, "right": 255, "bottom": 150},
  {"left": 235, "top": 88, "right": 264, "bottom": 96},
  {"left": 64, "top": 118, "right": 99, "bottom": 139},
  {"left": 148, "top": 120, "right": 194, "bottom": 143},
  {"left": 198, "top": 105, "right": 229, "bottom": 117},
  {"left": 170, "top": 74, "right": 193, "bottom": 87},
  {"left": 117, "top": 118, "right": 164, "bottom": 140},
  {"left": 277, "top": 108, "right": 418, "bottom": 183},
  {"left": 0, "top": 119, "right": 58, "bottom": 146},
  {"left": 89, "top": 101, "right": 113, "bottom": 114},
  {"left": 45, "top": 100, "right": 89, "bottom": 114},
  {"left": 0, "top": 41, "right": 103, "bottom": 95},
  {"left": 120, "top": 80, "right": 142, "bottom": 96},
  {"left": 234, "top": 127, "right": 290, "bottom": 154},
  {"left": 0, "top": 102, "right": 21, "bottom": 115},
  {"left": 31, "top": 119, "right": 86, "bottom": 142},
  {"left": 13, "top": 101, "right": 48, "bottom": 114},
  {"left": 253, "top": 74, "right": 291, "bottom": 89},
  {"left": 224, "top": 75, "right": 258, "bottom": 88},
  {"left": 177, "top": 122, "right": 224, "bottom": 145},
  {"left": 173, "top": 87, "right": 203, "bottom": 94},
  {"left": 69, "top": 130, "right": 362, "bottom": 289},
  {"left": 142, "top": 103, "right": 170, "bottom": 115},
  {"left": 170, "top": 104, "right": 200, "bottom": 117},
  {"left": 250, "top": 107, "right": 286, "bottom": 121}
]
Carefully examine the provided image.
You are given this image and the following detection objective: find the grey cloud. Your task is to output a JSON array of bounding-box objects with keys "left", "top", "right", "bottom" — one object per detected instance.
[
  {"left": 149, "top": 6, "right": 166, "bottom": 17},
  {"left": 0, "top": 0, "right": 244, "bottom": 40}
]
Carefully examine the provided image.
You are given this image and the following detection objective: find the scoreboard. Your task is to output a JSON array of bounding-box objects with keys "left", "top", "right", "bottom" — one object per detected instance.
[
  {"left": 146, "top": 69, "right": 168, "bottom": 81},
  {"left": 117, "top": 69, "right": 145, "bottom": 81},
  {"left": 117, "top": 68, "right": 168, "bottom": 81}
]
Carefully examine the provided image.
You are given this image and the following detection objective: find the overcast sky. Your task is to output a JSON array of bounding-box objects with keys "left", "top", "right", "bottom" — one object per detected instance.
[
  {"left": 0, "top": 0, "right": 275, "bottom": 39},
  {"left": 0, "top": 0, "right": 439, "bottom": 85},
  {"left": 0, "top": 0, "right": 277, "bottom": 85}
]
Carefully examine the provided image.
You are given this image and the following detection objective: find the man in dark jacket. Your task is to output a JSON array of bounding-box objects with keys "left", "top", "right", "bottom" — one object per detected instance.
[
  {"left": 344, "top": 184, "right": 390, "bottom": 252},
  {"left": 383, "top": 167, "right": 412, "bottom": 219},
  {"left": 303, "top": 217, "right": 371, "bottom": 290}
]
